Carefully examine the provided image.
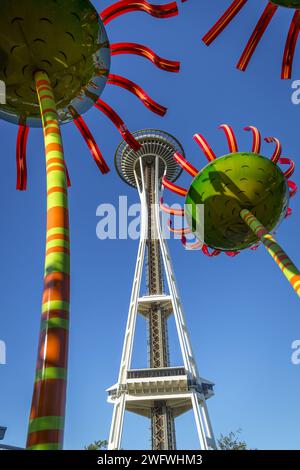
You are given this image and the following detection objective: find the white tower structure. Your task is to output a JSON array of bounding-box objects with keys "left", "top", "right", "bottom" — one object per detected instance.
[{"left": 107, "top": 130, "right": 216, "bottom": 450}]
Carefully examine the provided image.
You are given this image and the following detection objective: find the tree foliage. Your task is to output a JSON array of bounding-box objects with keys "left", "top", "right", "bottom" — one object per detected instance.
[
  {"left": 84, "top": 440, "right": 108, "bottom": 451},
  {"left": 217, "top": 430, "right": 249, "bottom": 450}
]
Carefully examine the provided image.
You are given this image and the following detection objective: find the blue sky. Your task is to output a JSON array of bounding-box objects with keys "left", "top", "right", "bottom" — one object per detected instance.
[{"left": 1, "top": 0, "right": 300, "bottom": 450}]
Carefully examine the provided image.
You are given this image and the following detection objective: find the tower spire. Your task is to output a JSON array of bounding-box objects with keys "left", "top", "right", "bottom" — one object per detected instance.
[{"left": 108, "top": 130, "right": 216, "bottom": 450}]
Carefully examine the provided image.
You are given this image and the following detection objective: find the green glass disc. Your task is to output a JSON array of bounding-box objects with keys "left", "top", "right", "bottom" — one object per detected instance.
[
  {"left": 0, "top": 0, "right": 110, "bottom": 127},
  {"left": 185, "top": 153, "right": 289, "bottom": 251}
]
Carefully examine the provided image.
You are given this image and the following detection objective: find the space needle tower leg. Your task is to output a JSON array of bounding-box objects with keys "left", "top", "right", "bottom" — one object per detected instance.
[{"left": 108, "top": 160, "right": 148, "bottom": 450}]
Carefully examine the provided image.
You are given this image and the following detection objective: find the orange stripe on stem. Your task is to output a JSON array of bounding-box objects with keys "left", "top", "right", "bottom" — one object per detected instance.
[
  {"left": 46, "top": 246, "right": 70, "bottom": 257},
  {"left": 29, "top": 380, "right": 67, "bottom": 419},
  {"left": 46, "top": 143, "right": 64, "bottom": 154},
  {"left": 27, "top": 430, "right": 64, "bottom": 448},
  {"left": 42, "top": 272, "right": 70, "bottom": 304},
  {"left": 36, "top": 329, "right": 69, "bottom": 371},
  {"left": 47, "top": 207, "right": 69, "bottom": 231}
]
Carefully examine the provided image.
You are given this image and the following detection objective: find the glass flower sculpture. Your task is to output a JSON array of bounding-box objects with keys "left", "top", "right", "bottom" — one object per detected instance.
[
  {"left": 161, "top": 125, "right": 300, "bottom": 297},
  {"left": 0, "top": 0, "right": 180, "bottom": 450}
]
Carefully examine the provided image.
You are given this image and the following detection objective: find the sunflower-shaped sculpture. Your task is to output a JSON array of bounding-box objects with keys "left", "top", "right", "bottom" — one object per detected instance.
[
  {"left": 161, "top": 125, "right": 300, "bottom": 297},
  {"left": 0, "top": 0, "right": 181, "bottom": 450}
]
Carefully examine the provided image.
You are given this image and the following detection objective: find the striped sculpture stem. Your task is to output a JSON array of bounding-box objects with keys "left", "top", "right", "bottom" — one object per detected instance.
[
  {"left": 240, "top": 209, "right": 300, "bottom": 298},
  {"left": 26, "top": 71, "right": 70, "bottom": 450}
]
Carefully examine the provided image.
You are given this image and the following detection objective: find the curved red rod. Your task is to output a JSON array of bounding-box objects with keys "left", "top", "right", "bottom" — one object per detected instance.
[
  {"left": 244, "top": 126, "right": 261, "bottom": 154},
  {"left": 73, "top": 116, "right": 110, "bottom": 174},
  {"left": 162, "top": 176, "right": 188, "bottom": 196},
  {"left": 288, "top": 180, "right": 297, "bottom": 198},
  {"left": 100, "top": 0, "right": 178, "bottom": 25},
  {"left": 237, "top": 2, "right": 278, "bottom": 72},
  {"left": 94, "top": 99, "right": 141, "bottom": 152},
  {"left": 160, "top": 198, "right": 185, "bottom": 216},
  {"left": 202, "top": 244, "right": 221, "bottom": 257},
  {"left": 168, "top": 219, "right": 191, "bottom": 235},
  {"left": 108, "top": 74, "right": 167, "bottom": 116},
  {"left": 225, "top": 250, "right": 240, "bottom": 257},
  {"left": 282, "top": 10, "right": 300, "bottom": 79},
  {"left": 181, "top": 236, "right": 203, "bottom": 251},
  {"left": 202, "top": 244, "right": 239, "bottom": 257},
  {"left": 16, "top": 124, "right": 29, "bottom": 191},
  {"left": 64, "top": 163, "right": 71, "bottom": 188},
  {"left": 219, "top": 124, "right": 238, "bottom": 153},
  {"left": 182, "top": 238, "right": 239, "bottom": 256},
  {"left": 251, "top": 244, "right": 260, "bottom": 251},
  {"left": 285, "top": 207, "right": 292, "bottom": 218},
  {"left": 278, "top": 157, "right": 295, "bottom": 179},
  {"left": 110, "top": 42, "right": 180, "bottom": 72},
  {"left": 193, "top": 133, "right": 217, "bottom": 162},
  {"left": 202, "top": 0, "right": 247, "bottom": 46},
  {"left": 264, "top": 136, "right": 282, "bottom": 163},
  {"left": 173, "top": 152, "right": 198, "bottom": 177}
]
